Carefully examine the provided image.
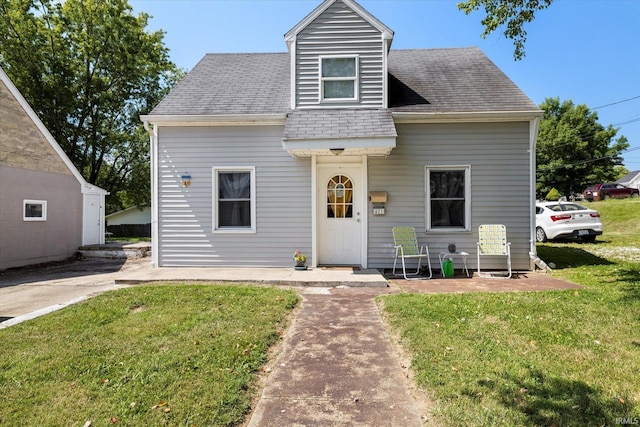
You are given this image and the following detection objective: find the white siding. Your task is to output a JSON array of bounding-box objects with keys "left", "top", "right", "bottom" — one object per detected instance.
[
  {"left": 156, "top": 126, "right": 312, "bottom": 267},
  {"left": 367, "top": 122, "right": 533, "bottom": 271},
  {"left": 106, "top": 207, "right": 151, "bottom": 226},
  {"left": 295, "top": 1, "right": 384, "bottom": 108}
]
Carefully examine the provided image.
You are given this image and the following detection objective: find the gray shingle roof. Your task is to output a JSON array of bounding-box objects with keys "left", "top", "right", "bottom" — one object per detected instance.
[
  {"left": 283, "top": 109, "right": 397, "bottom": 141},
  {"left": 616, "top": 170, "right": 640, "bottom": 183},
  {"left": 149, "top": 47, "right": 538, "bottom": 116},
  {"left": 388, "top": 48, "right": 539, "bottom": 112},
  {"left": 150, "top": 53, "right": 290, "bottom": 116}
]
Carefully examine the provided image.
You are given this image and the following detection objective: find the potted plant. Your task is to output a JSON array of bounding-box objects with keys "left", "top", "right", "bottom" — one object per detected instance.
[{"left": 293, "top": 251, "right": 307, "bottom": 270}]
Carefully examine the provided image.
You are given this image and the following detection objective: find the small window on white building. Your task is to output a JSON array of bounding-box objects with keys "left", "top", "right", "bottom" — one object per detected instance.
[
  {"left": 24, "top": 200, "right": 47, "bottom": 221},
  {"left": 425, "top": 166, "right": 471, "bottom": 231},
  {"left": 320, "top": 56, "right": 358, "bottom": 101},
  {"left": 213, "top": 167, "right": 256, "bottom": 232}
]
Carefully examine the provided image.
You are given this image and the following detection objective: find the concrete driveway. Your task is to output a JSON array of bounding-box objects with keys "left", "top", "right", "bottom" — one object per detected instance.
[{"left": 0, "top": 257, "right": 148, "bottom": 327}]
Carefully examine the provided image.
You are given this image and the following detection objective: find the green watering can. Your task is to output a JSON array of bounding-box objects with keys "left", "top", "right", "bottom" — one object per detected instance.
[{"left": 443, "top": 258, "right": 454, "bottom": 278}]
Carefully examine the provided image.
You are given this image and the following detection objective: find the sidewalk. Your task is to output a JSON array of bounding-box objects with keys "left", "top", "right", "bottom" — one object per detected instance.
[{"left": 248, "top": 287, "right": 424, "bottom": 426}]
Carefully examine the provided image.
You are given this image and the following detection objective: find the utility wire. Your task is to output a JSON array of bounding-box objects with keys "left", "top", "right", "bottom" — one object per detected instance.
[
  {"left": 593, "top": 95, "right": 640, "bottom": 110},
  {"left": 613, "top": 117, "right": 640, "bottom": 126},
  {"left": 537, "top": 146, "right": 640, "bottom": 172}
]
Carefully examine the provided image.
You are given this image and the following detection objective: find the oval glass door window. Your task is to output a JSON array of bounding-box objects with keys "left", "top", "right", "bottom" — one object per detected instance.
[{"left": 327, "top": 175, "right": 353, "bottom": 218}]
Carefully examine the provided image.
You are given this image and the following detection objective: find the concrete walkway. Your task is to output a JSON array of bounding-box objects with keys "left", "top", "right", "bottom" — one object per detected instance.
[{"left": 248, "top": 287, "right": 423, "bottom": 426}]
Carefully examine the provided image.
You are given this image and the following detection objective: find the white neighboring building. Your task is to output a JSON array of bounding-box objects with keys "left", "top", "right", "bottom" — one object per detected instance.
[
  {"left": 106, "top": 206, "right": 151, "bottom": 226},
  {"left": 616, "top": 170, "right": 640, "bottom": 190}
]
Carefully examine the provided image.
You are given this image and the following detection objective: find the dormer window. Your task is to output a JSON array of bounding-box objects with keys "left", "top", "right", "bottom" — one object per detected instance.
[{"left": 320, "top": 56, "right": 358, "bottom": 101}]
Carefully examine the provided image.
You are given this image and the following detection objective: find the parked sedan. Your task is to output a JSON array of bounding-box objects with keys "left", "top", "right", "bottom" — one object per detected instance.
[
  {"left": 583, "top": 183, "right": 639, "bottom": 202},
  {"left": 535, "top": 202, "right": 603, "bottom": 243}
]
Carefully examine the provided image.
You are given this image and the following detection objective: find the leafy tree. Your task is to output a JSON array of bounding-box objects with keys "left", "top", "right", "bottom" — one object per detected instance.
[
  {"left": 614, "top": 165, "right": 630, "bottom": 180},
  {"left": 536, "top": 97, "right": 629, "bottom": 198},
  {"left": 458, "top": 0, "right": 553, "bottom": 60},
  {"left": 0, "top": 0, "right": 182, "bottom": 212}
]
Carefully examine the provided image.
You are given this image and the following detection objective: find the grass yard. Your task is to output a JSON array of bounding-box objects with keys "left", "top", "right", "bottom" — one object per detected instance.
[
  {"left": 585, "top": 198, "right": 640, "bottom": 249},
  {"left": 0, "top": 284, "right": 298, "bottom": 426},
  {"left": 106, "top": 236, "right": 151, "bottom": 243},
  {"left": 382, "top": 199, "right": 640, "bottom": 426}
]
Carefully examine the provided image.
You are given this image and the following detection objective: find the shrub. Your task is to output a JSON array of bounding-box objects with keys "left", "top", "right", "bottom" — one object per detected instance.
[{"left": 546, "top": 188, "right": 562, "bottom": 201}]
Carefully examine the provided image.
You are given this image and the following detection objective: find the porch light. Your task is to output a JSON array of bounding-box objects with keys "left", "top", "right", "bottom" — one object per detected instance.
[{"left": 330, "top": 148, "right": 344, "bottom": 155}]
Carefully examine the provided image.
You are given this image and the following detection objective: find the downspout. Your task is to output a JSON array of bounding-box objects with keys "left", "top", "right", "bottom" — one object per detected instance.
[
  {"left": 143, "top": 120, "right": 159, "bottom": 268},
  {"left": 528, "top": 116, "right": 542, "bottom": 270},
  {"left": 311, "top": 154, "right": 317, "bottom": 268}
]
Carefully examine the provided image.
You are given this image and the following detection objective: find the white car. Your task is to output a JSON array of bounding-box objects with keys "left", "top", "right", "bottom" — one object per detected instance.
[{"left": 535, "top": 202, "right": 603, "bottom": 243}]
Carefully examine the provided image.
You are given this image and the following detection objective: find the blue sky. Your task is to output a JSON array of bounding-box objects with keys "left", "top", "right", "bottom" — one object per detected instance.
[{"left": 130, "top": 0, "right": 640, "bottom": 171}]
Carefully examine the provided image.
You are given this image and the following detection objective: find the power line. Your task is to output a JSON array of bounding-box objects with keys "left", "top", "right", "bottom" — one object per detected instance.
[
  {"left": 593, "top": 95, "right": 640, "bottom": 110},
  {"left": 537, "top": 146, "right": 640, "bottom": 173},
  {"left": 613, "top": 117, "right": 640, "bottom": 126}
]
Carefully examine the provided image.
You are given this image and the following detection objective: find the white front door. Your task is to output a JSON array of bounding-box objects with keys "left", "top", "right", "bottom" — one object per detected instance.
[
  {"left": 82, "top": 194, "right": 103, "bottom": 245},
  {"left": 317, "top": 165, "right": 363, "bottom": 266}
]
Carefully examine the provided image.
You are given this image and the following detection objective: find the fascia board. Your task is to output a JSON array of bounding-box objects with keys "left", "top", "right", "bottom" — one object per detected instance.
[
  {"left": 285, "top": 0, "right": 393, "bottom": 42},
  {"left": 282, "top": 136, "right": 396, "bottom": 150},
  {"left": 285, "top": 0, "right": 336, "bottom": 42},
  {"left": 140, "top": 114, "right": 288, "bottom": 127},
  {"left": 0, "top": 68, "right": 107, "bottom": 195},
  {"left": 392, "top": 110, "right": 544, "bottom": 124},
  {"left": 342, "top": 0, "right": 394, "bottom": 40}
]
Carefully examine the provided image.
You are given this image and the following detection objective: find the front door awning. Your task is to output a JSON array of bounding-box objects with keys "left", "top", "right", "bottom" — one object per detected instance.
[{"left": 282, "top": 109, "right": 397, "bottom": 157}]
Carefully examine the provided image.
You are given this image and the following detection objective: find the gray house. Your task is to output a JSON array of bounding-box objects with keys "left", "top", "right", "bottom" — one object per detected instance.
[
  {"left": 0, "top": 67, "right": 107, "bottom": 270},
  {"left": 141, "top": 0, "right": 542, "bottom": 270}
]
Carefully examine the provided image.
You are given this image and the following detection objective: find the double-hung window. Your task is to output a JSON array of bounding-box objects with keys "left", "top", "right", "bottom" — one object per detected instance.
[
  {"left": 23, "top": 200, "right": 47, "bottom": 221},
  {"left": 320, "top": 56, "right": 358, "bottom": 101},
  {"left": 425, "top": 166, "right": 471, "bottom": 231},
  {"left": 213, "top": 167, "right": 256, "bottom": 232}
]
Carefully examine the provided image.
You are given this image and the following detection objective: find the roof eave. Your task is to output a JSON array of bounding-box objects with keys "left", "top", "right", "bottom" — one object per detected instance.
[
  {"left": 282, "top": 135, "right": 396, "bottom": 158},
  {"left": 392, "top": 110, "right": 544, "bottom": 124},
  {"left": 0, "top": 68, "right": 108, "bottom": 195},
  {"left": 140, "top": 114, "right": 288, "bottom": 127}
]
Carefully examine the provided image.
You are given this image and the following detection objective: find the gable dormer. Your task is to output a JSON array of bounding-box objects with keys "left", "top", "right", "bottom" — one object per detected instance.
[{"left": 285, "top": 0, "right": 394, "bottom": 109}]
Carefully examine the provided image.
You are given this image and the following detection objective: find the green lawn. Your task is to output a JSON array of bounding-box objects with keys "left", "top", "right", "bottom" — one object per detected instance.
[
  {"left": 382, "top": 199, "right": 640, "bottom": 426},
  {"left": 2, "top": 200, "right": 638, "bottom": 426},
  {"left": 0, "top": 284, "right": 298, "bottom": 426},
  {"left": 584, "top": 198, "right": 640, "bottom": 248},
  {"left": 106, "top": 236, "right": 151, "bottom": 243}
]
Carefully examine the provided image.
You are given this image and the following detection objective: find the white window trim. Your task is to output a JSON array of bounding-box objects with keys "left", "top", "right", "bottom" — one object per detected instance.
[
  {"left": 212, "top": 166, "right": 256, "bottom": 233},
  {"left": 319, "top": 55, "right": 359, "bottom": 102},
  {"left": 425, "top": 165, "right": 471, "bottom": 232},
  {"left": 23, "top": 199, "right": 47, "bottom": 221}
]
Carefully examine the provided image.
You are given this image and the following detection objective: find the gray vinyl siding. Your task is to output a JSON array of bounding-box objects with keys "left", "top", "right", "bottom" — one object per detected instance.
[
  {"left": 367, "top": 121, "right": 532, "bottom": 271},
  {"left": 295, "top": 1, "right": 385, "bottom": 108},
  {"left": 156, "top": 126, "right": 312, "bottom": 267}
]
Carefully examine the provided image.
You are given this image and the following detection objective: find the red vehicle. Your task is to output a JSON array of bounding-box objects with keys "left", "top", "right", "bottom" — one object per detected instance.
[{"left": 583, "top": 183, "right": 639, "bottom": 202}]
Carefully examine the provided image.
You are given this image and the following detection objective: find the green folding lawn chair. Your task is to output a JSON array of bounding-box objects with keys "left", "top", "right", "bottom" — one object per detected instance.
[{"left": 392, "top": 226, "right": 432, "bottom": 280}]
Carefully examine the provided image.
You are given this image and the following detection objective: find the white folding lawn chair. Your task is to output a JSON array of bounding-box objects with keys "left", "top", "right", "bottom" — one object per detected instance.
[{"left": 476, "top": 224, "right": 512, "bottom": 279}]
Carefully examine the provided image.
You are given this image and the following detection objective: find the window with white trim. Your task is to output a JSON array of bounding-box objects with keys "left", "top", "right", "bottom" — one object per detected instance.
[
  {"left": 23, "top": 199, "right": 47, "bottom": 221},
  {"left": 213, "top": 167, "right": 256, "bottom": 232},
  {"left": 425, "top": 166, "right": 471, "bottom": 231},
  {"left": 320, "top": 56, "right": 358, "bottom": 101}
]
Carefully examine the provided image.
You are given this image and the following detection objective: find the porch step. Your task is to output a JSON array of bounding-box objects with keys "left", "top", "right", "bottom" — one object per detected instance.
[{"left": 79, "top": 242, "right": 151, "bottom": 259}]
